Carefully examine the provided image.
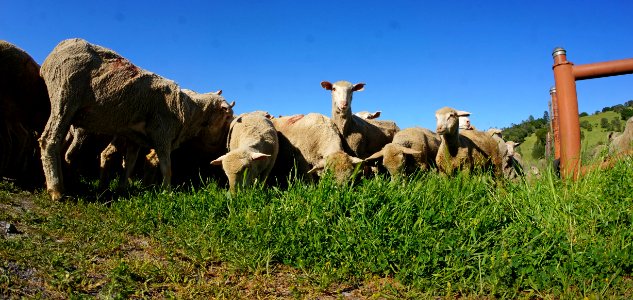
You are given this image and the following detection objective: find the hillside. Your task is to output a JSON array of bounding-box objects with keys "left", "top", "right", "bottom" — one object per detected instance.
[{"left": 516, "top": 111, "right": 622, "bottom": 168}]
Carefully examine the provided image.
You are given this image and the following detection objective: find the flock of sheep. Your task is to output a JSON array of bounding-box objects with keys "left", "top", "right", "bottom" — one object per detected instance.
[{"left": 0, "top": 38, "right": 579, "bottom": 201}]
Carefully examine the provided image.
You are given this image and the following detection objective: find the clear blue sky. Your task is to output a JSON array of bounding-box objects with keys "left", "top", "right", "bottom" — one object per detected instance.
[{"left": 2, "top": 0, "right": 632, "bottom": 130}]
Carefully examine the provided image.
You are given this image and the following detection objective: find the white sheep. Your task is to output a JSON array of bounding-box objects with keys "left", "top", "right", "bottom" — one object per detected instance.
[
  {"left": 321, "top": 80, "right": 399, "bottom": 159},
  {"left": 435, "top": 107, "right": 502, "bottom": 176},
  {"left": 365, "top": 127, "right": 440, "bottom": 177},
  {"left": 211, "top": 111, "right": 278, "bottom": 193},
  {"left": 271, "top": 113, "right": 363, "bottom": 185}
]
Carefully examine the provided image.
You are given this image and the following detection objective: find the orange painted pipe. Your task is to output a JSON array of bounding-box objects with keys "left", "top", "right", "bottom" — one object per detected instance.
[
  {"left": 552, "top": 48, "right": 582, "bottom": 179},
  {"left": 573, "top": 58, "right": 633, "bottom": 80}
]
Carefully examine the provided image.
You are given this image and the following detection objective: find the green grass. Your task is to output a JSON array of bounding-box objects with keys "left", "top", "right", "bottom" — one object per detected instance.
[{"left": 1, "top": 158, "right": 633, "bottom": 298}]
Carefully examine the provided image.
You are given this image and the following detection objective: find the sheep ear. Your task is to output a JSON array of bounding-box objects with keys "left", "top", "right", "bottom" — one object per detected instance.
[
  {"left": 235, "top": 116, "right": 243, "bottom": 123},
  {"left": 251, "top": 152, "right": 271, "bottom": 161},
  {"left": 401, "top": 147, "right": 422, "bottom": 155},
  {"left": 368, "top": 111, "right": 381, "bottom": 119},
  {"left": 210, "top": 154, "right": 227, "bottom": 165},
  {"left": 321, "top": 81, "right": 333, "bottom": 90},
  {"left": 513, "top": 141, "right": 521, "bottom": 147},
  {"left": 352, "top": 83, "right": 365, "bottom": 92},
  {"left": 457, "top": 110, "right": 471, "bottom": 117},
  {"left": 213, "top": 90, "right": 223, "bottom": 95},
  {"left": 365, "top": 150, "right": 384, "bottom": 161},
  {"left": 229, "top": 101, "right": 236, "bottom": 108},
  {"left": 307, "top": 160, "right": 326, "bottom": 174}
]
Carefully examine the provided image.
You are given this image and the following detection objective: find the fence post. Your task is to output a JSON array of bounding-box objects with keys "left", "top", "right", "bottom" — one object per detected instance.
[
  {"left": 552, "top": 48, "right": 581, "bottom": 179},
  {"left": 549, "top": 87, "right": 561, "bottom": 162}
]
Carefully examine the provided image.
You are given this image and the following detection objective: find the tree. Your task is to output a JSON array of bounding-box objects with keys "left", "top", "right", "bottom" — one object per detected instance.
[
  {"left": 579, "top": 112, "right": 589, "bottom": 117},
  {"left": 543, "top": 110, "right": 550, "bottom": 123},
  {"left": 621, "top": 107, "right": 633, "bottom": 121},
  {"left": 611, "top": 118, "right": 622, "bottom": 132},
  {"left": 601, "top": 118, "right": 610, "bottom": 129}
]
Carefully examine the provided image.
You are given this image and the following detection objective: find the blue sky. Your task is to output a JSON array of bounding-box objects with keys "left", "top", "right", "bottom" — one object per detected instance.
[{"left": 2, "top": 0, "right": 632, "bottom": 130}]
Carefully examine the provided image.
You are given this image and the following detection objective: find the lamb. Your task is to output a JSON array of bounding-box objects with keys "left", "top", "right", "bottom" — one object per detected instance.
[
  {"left": 211, "top": 111, "right": 279, "bottom": 192},
  {"left": 270, "top": 113, "right": 363, "bottom": 185},
  {"left": 355, "top": 111, "right": 381, "bottom": 120},
  {"left": 609, "top": 116, "right": 633, "bottom": 155},
  {"left": 435, "top": 107, "right": 502, "bottom": 176},
  {"left": 0, "top": 40, "right": 50, "bottom": 188},
  {"left": 487, "top": 128, "right": 524, "bottom": 179},
  {"left": 39, "top": 38, "right": 234, "bottom": 200},
  {"left": 321, "top": 80, "right": 399, "bottom": 159},
  {"left": 365, "top": 127, "right": 440, "bottom": 177}
]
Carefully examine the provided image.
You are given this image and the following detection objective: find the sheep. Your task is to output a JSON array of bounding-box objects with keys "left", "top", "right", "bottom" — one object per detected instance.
[
  {"left": 39, "top": 38, "right": 234, "bottom": 200},
  {"left": 270, "top": 113, "right": 363, "bottom": 185},
  {"left": 321, "top": 80, "right": 399, "bottom": 159},
  {"left": 211, "top": 111, "right": 278, "bottom": 192},
  {"left": 435, "top": 107, "right": 502, "bottom": 176},
  {"left": 355, "top": 111, "right": 381, "bottom": 120},
  {"left": 487, "top": 128, "right": 524, "bottom": 179},
  {"left": 609, "top": 116, "right": 633, "bottom": 156},
  {"left": 0, "top": 40, "right": 50, "bottom": 188},
  {"left": 365, "top": 127, "right": 440, "bottom": 177}
]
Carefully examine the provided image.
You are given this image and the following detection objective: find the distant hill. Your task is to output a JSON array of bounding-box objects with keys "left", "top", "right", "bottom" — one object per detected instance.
[{"left": 502, "top": 101, "right": 633, "bottom": 169}]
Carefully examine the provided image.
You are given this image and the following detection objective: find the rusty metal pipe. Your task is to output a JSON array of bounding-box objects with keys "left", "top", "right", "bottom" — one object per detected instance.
[
  {"left": 552, "top": 48, "right": 581, "bottom": 179},
  {"left": 549, "top": 87, "right": 561, "bottom": 160},
  {"left": 573, "top": 58, "right": 633, "bottom": 80}
]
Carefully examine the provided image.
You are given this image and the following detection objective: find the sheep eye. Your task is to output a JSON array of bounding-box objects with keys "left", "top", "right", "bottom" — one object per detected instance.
[{"left": 332, "top": 87, "right": 337, "bottom": 91}]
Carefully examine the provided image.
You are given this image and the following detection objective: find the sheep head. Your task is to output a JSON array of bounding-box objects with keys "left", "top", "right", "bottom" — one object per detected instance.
[
  {"left": 435, "top": 107, "right": 470, "bottom": 136},
  {"left": 307, "top": 151, "right": 363, "bottom": 185},
  {"left": 321, "top": 80, "right": 365, "bottom": 114},
  {"left": 366, "top": 143, "right": 422, "bottom": 177},
  {"left": 211, "top": 150, "right": 270, "bottom": 193}
]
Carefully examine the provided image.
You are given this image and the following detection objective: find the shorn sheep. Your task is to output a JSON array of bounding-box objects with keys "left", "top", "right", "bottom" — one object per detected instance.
[
  {"left": 435, "top": 107, "right": 502, "bottom": 176},
  {"left": 321, "top": 80, "right": 399, "bottom": 159},
  {"left": 0, "top": 40, "right": 50, "bottom": 188},
  {"left": 366, "top": 127, "right": 440, "bottom": 177},
  {"left": 211, "top": 111, "right": 279, "bottom": 192},
  {"left": 271, "top": 113, "right": 363, "bottom": 185},
  {"left": 609, "top": 116, "right": 633, "bottom": 156},
  {"left": 487, "top": 128, "right": 524, "bottom": 179},
  {"left": 39, "top": 38, "right": 234, "bottom": 200}
]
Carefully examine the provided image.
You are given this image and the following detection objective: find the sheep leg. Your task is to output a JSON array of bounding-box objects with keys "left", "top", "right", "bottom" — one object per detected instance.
[
  {"left": 120, "top": 142, "right": 140, "bottom": 189},
  {"left": 98, "top": 137, "right": 121, "bottom": 190},
  {"left": 64, "top": 126, "right": 88, "bottom": 165},
  {"left": 154, "top": 145, "right": 172, "bottom": 189}
]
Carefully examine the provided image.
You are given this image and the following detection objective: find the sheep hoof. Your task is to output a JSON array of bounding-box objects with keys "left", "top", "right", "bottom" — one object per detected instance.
[{"left": 48, "top": 189, "right": 63, "bottom": 201}]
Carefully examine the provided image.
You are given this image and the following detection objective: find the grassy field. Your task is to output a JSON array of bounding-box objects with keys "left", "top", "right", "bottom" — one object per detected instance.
[{"left": 1, "top": 157, "right": 633, "bottom": 299}]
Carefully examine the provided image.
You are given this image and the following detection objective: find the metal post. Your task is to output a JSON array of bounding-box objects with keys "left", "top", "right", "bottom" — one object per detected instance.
[
  {"left": 549, "top": 87, "right": 561, "bottom": 161},
  {"left": 552, "top": 48, "right": 581, "bottom": 179}
]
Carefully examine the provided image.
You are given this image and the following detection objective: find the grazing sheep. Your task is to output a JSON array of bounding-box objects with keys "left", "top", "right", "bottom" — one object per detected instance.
[
  {"left": 365, "top": 127, "right": 440, "bottom": 177},
  {"left": 39, "top": 38, "right": 234, "bottom": 200},
  {"left": 211, "top": 111, "right": 278, "bottom": 192},
  {"left": 355, "top": 111, "right": 381, "bottom": 120},
  {"left": 0, "top": 40, "right": 50, "bottom": 188},
  {"left": 609, "top": 116, "right": 633, "bottom": 155},
  {"left": 321, "top": 80, "right": 399, "bottom": 158},
  {"left": 271, "top": 113, "right": 363, "bottom": 185},
  {"left": 435, "top": 107, "right": 502, "bottom": 176}
]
